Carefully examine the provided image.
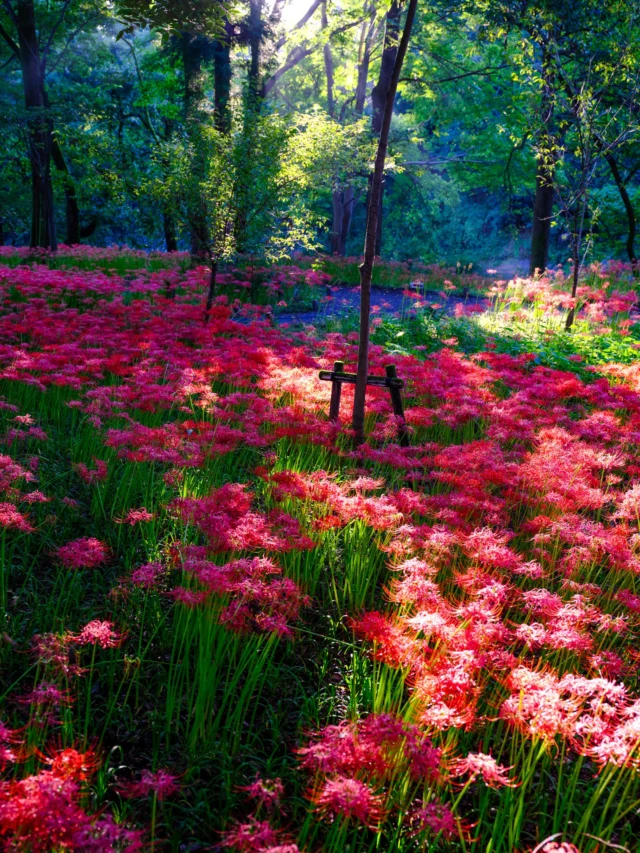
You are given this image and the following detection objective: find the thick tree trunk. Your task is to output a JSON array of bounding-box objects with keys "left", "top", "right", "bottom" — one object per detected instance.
[
  {"left": 370, "top": 1, "right": 401, "bottom": 253},
  {"left": 248, "top": 0, "right": 263, "bottom": 102},
  {"left": 17, "top": 0, "right": 56, "bottom": 250},
  {"left": 606, "top": 152, "right": 637, "bottom": 266},
  {"left": 352, "top": 0, "right": 418, "bottom": 442},
  {"left": 529, "top": 45, "right": 555, "bottom": 276},
  {"left": 530, "top": 170, "right": 554, "bottom": 274},
  {"left": 181, "top": 32, "right": 209, "bottom": 257},
  {"left": 161, "top": 117, "right": 178, "bottom": 252},
  {"left": 50, "top": 137, "right": 80, "bottom": 245},
  {"left": 213, "top": 27, "right": 232, "bottom": 132},
  {"left": 371, "top": 1, "right": 401, "bottom": 136}
]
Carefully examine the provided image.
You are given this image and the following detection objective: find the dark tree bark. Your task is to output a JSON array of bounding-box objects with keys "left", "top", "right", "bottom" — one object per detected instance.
[
  {"left": 15, "top": 0, "right": 56, "bottom": 249},
  {"left": 371, "top": 1, "right": 401, "bottom": 136},
  {"left": 330, "top": 12, "right": 375, "bottom": 256},
  {"left": 181, "top": 31, "right": 210, "bottom": 257},
  {"left": 247, "top": 0, "right": 263, "bottom": 101},
  {"left": 352, "top": 0, "right": 418, "bottom": 443},
  {"left": 213, "top": 25, "right": 232, "bottom": 132},
  {"left": 204, "top": 260, "right": 218, "bottom": 322},
  {"left": 530, "top": 171, "right": 554, "bottom": 274},
  {"left": 50, "top": 136, "right": 80, "bottom": 245},
  {"left": 370, "top": 0, "right": 401, "bottom": 254},
  {"left": 606, "top": 152, "right": 637, "bottom": 266},
  {"left": 529, "top": 44, "right": 555, "bottom": 275},
  {"left": 322, "top": 0, "right": 334, "bottom": 118},
  {"left": 161, "top": 117, "right": 178, "bottom": 252}
]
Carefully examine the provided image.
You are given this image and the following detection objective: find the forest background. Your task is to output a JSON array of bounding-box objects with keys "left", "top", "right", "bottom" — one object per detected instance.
[{"left": 1, "top": 0, "right": 640, "bottom": 275}]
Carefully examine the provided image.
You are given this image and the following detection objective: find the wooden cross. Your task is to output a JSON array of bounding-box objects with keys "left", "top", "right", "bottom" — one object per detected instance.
[{"left": 319, "top": 360, "right": 409, "bottom": 446}]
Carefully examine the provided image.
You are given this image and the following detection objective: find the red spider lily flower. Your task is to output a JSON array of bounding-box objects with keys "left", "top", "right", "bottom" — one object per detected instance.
[
  {"left": 450, "top": 752, "right": 517, "bottom": 788},
  {"left": 0, "top": 502, "right": 33, "bottom": 533},
  {"left": 18, "top": 682, "right": 72, "bottom": 708},
  {"left": 406, "top": 800, "right": 456, "bottom": 838},
  {"left": 0, "top": 770, "right": 139, "bottom": 852},
  {"left": 309, "top": 776, "right": 386, "bottom": 827},
  {"left": 31, "top": 633, "right": 84, "bottom": 677},
  {"left": 115, "top": 507, "right": 155, "bottom": 525},
  {"left": 532, "top": 842, "right": 581, "bottom": 853},
  {"left": 74, "top": 620, "right": 124, "bottom": 649},
  {"left": 56, "top": 538, "right": 109, "bottom": 569},
  {"left": 168, "top": 587, "right": 209, "bottom": 607},
  {"left": 262, "top": 846, "right": 300, "bottom": 853},
  {"left": 220, "top": 818, "right": 280, "bottom": 852},
  {"left": 119, "top": 768, "right": 180, "bottom": 800},
  {"left": 130, "top": 561, "right": 165, "bottom": 589},
  {"left": 21, "top": 491, "right": 50, "bottom": 504},
  {"left": 39, "top": 747, "right": 102, "bottom": 782},
  {"left": 0, "top": 720, "right": 24, "bottom": 770},
  {"left": 240, "top": 776, "right": 284, "bottom": 810},
  {"left": 75, "top": 459, "right": 108, "bottom": 485}
]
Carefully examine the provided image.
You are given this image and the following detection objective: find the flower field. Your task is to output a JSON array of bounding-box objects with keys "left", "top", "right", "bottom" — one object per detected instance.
[{"left": 1, "top": 249, "right": 640, "bottom": 852}]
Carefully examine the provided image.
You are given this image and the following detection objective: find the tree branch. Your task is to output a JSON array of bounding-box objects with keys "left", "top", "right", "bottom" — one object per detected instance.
[
  {"left": 0, "top": 20, "right": 19, "bottom": 56},
  {"left": 401, "top": 64, "right": 507, "bottom": 86},
  {"left": 41, "top": 0, "right": 72, "bottom": 63}
]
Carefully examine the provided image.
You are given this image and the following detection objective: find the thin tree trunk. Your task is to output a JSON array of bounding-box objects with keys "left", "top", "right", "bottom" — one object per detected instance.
[
  {"left": 322, "top": 0, "right": 334, "bottom": 119},
  {"left": 565, "top": 197, "right": 587, "bottom": 331},
  {"left": 352, "top": 0, "right": 418, "bottom": 443},
  {"left": 17, "top": 0, "right": 56, "bottom": 250},
  {"left": 205, "top": 260, "right": 218, "bottom": 322}
]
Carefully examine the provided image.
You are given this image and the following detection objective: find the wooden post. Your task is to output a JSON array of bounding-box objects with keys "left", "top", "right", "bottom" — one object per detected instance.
[
  {"left": 329, "top": 360, "right": 344, "bottom": 422},
  {"left": 385, "top": 364, "right": 409, "bottom": 446}
]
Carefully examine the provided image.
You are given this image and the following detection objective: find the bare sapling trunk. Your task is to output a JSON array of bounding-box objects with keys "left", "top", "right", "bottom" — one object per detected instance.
[
  {"left": 204, "top": 259, "right": 218, "bottom": 323},
  {"left": 352, "top": 0, "right": 418, "bottom": 443},
  {"left": 565, "top": 196, "right": 587, "bottom": 331}
]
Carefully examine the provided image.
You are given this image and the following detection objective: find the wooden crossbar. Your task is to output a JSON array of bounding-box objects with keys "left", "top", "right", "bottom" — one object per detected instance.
[{"left": 319, "top": 360, "right": 409, "bottom": 446}]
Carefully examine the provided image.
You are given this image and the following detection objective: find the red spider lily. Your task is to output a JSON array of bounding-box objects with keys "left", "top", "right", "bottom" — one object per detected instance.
[
  {"left": 56, "top": 538, "right": 109, "bottom": 569},
  {"left": 115, "top": 507, "right": 155, "bottom": 525},
  {"left": 0, "top": 502, "right": 33, "bottom": 533},
  {"left": 130, "top": 561, "right": 165, "bottom": 589},
  {"left": 240, "top": 776, "right": 284, "bottom": 810},
  {"left": 309, "top": 776, "right": 386, "bottom": 827},
  {"left": 74, "top": 621, "right": 124, "bottom": 649},
  {"left": 0, "top": 719, "right": 24, "bottom": 770},
  {"left": 75, "top": 459, "right": 108, "bottom": 485},
  {"left": 220, "top": 818, "right": 280, "bottom": 852},
  {"left": 298, "top": 713, "right": 443, "bottom": 783},
  {"left": 118, "top": 768, "right": 180, "bottom": 800},
  {"left": 531, "top": 842, "right": 581, "bottom": 853},
  {"left": 406, "top": 800, "right": 457, "bottom": 838},
  {"left": 0, "top": 770, "right": 142, "bottom": 852},
  {"left": 18, "top": 682, "right": 72, "bottom": 708},
  {"left": 172, "top": 484, "right": 315, "bottom": 554},
  {"left": 31, "top": 633, "right": 85, "bottom": 677},
  {"left": 38, "top": 746, "right": 102, "bottom": 782},
  {"left": 450, "top": 752, "right": 517, "bottom": 788}
]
